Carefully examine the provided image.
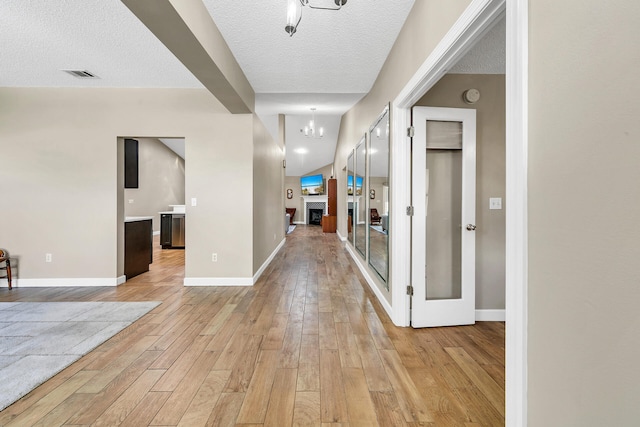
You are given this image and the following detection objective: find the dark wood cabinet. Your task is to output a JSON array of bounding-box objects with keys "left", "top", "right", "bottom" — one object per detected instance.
[
  {"left": 324, "top": 178, "right": 337, "bottom": 233},
  {"left": 124, "top": 219, "right": 152, "bottom": 279},
  {"left": 322, "top": 215, "right": 337, "bottom": 233},
  {"left": 124, "top": 138, "right": 139, "bottom": 189},
  {"left": 327, "top": 178, "right": 337, "bottom": 216}
]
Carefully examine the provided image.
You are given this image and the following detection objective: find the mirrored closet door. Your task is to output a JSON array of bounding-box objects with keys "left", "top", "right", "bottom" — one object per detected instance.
[{"left": 368, "top": 107, "right": 390, "bottom": 285}]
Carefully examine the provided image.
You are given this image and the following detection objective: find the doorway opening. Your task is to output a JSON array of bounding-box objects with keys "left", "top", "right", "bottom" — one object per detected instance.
[{"left": 117, "top": 137, "right": 186, "bottom": 285}]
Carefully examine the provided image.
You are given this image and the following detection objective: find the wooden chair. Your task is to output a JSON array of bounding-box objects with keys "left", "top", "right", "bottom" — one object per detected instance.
[
  {"left": 370, "top": 208, "right": 381, "bottom": 225},
  {"left": 285, "top": 208, "right": 296, "bottom": 225},
  {"left": 0, "top": 249, "right": 11, "bottom": 289}
]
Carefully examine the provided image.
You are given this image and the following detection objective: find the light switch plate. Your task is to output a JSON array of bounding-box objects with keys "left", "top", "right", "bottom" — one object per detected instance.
[
  {"left": 489, "top": 197, "right": 502, "bottom": 210},
  {"left": 191, "top": 198, "right": 197, "bottom": 207}
]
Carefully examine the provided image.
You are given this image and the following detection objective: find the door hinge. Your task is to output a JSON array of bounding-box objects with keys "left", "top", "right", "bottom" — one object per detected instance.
[
  {"left": 406, "top": 285, "right": 414, "bottom": 296},
  {"left": 407, "top": 126, "right": 415, "bottom": 137},
  {"left": 406, "top": 206, "right": 414, "bottom": 216}
]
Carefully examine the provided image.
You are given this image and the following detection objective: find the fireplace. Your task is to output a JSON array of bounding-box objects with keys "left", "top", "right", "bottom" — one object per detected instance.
[
  {"left": 308, "top": 208, "right": 323, "bottom": 225},
  {"left": 301, "top": 197, "right": 327, "bottom": 224}
]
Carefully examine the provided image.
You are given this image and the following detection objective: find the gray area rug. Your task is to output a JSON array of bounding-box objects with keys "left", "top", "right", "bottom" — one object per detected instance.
[{"left": 0, "top": 301, "right": 160, "bottom": 411}]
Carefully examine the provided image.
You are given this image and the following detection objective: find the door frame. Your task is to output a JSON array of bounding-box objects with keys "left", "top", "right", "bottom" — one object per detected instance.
[{"left": 388, "top": 0, "right": 528, "bottom": 425}]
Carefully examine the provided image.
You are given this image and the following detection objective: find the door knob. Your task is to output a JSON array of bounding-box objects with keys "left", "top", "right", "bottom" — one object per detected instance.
[{"left": 466, "top": 224, "right": 477, "bottom": 231}]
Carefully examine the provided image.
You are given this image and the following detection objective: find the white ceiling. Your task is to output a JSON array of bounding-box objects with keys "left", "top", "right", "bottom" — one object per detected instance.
[
  {"left": 450, "top": 16, "right": 505, "bottom": 74},
  {"left": 159, "top": 138, "right": 185, "bottom": 160},
  {"left": 0, "top": 0, "right": 414, "bottom": 177},
  {"left": 203, "top": 0, "right": 415, "bottom": 176},
  {"left": 203, "top": 0, "right": 415, "bottom": 94},
  {"left": 0, "top": 1, "right": 504, "bottom": 177},
  {"left": 0, "top": 0, "right": 202, "bottom": 88}
]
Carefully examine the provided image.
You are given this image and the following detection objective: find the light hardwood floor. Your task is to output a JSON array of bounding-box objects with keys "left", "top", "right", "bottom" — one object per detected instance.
[{"left": 0, "top": 226, "right": 504, "bottom": 426}]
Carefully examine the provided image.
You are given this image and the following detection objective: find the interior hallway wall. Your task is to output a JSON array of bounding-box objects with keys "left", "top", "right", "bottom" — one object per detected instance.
[
  {"left": 528, "top": 0, "right": 640, "bottom": 424},
  {"left": 0, "top": 87, "right": 254, "bottom": 283},
  {"left": 253, "top": 114, "right": 286, "bottom": 275},
  {"left": 334, "top": 0, "right": 473, "bottom": 303}
]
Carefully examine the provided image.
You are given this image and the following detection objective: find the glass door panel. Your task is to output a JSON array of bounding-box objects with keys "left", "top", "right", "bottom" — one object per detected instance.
[{"left": 425, "top": 120, "right": 463, "bottom": 300}]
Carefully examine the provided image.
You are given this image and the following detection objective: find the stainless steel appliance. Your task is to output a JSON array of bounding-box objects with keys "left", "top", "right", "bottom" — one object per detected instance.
[
  {"left": 171, "top": 214, "right": 185, "bottom": 248},
  {"left": 160, "top": 213, "right": 185, "bottom": 249}
]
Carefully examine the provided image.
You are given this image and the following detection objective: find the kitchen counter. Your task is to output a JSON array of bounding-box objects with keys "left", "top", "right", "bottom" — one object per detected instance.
[
  {"left": 157, "top": 211, "right": 186, "bottom": 215},
  {"left": 125, "top": 216, "right": 154, "bottom": 222}
]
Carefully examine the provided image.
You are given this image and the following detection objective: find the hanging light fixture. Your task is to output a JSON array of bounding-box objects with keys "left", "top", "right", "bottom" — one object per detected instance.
[
  {"left": 302, "top": 108, "right": 324, "bottom": 138},
  {"left": 285, "top": 0, "right": 302, "bottom": 36},
  {"left": 285, "top": 0, "right": 348, "bottom": 37}
]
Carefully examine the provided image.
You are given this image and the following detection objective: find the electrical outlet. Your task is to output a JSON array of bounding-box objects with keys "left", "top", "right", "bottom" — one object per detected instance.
[
  {"left": 274, "top": 233, "right": 276, "bottom": 240},
  {"left": 45, "top": 253, "right": 52, "bottom": 263},
  {"left": 128, "top": 199, "right": 134, "bottom": 204},
  {"left": 212, "top": 253, "right": 217, "bottom": 262}
]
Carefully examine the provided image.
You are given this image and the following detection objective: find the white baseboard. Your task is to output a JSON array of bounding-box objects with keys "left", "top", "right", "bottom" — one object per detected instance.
[
  {"left": 253, "top": 238, "right": 286, "bottom": 284},
  {"left": 14, "top": 277, "right": 123, "bottom": 287},
  {"left": 117, "top": 275, "right": 126, "bottom": 285},
  {"left": 293, "top": 221, "right": 305, "bottom": 225},
  {"left": 336, "top": 230, "right": 347, "bottom": 242},
  {"left": 345, "top": 244, "right": 393, "bottom": 319},
  {"left": 184, "top": 277, "right": 252, "bottom": 286},
  {"left": 475, "top": 309, "right": 505, "bottom": 321},
  {"left": 153, "top": 230, "right": 160, "bottom": 236},
  {"left": 184, "top": 238, "right": 286, "bottom": 287}
]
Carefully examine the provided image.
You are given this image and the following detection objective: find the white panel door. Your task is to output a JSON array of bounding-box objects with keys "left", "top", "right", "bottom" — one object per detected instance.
[{"left": 411, "top": 107, "right": 476, "bottom": 327}]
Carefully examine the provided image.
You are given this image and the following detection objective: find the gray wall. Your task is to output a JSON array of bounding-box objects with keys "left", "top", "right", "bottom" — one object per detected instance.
[
  {"left": 253, "top": 114, "right": 286, "bottom": 274},
  {"left": 0, "top": 87, "right": 279, "bottom": 284},
  {"left": 124, "top": 137, "right": 185, "bottom": 233},
  {"left": 416, "top": 74, "right": 506, "bottom": 310},
  {"left": 528, "top": 0, "right": 640, "bottom": 424}
]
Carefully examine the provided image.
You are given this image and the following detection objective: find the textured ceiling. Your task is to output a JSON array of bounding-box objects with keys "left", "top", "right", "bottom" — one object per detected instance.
[
  {"left": 0, "top": 0, "right": 202, "bottom": 88},
  {"left": 256, "top": 93, "right": 367, "bottom": 175},
  {"left": 450, "top": 16, "right": 505, "bottom": 74},
  {"left": 1, "top": 0, "right": 415, "bottom": 177},
  {"left": 203, "top": 0, "right": 415, "bottom": 176},
  {"left": 285, "top": 114, "right": 343, "bottom": 177},
  {"left": 1, "top": 1, "right": 504, "bottom": 177},
  {"left": 204, "top": 0, "right": 415, "bottom": 94}
]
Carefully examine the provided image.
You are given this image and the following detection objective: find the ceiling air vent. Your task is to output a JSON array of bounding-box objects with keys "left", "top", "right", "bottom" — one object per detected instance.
[{"left": 62, "top": 69, "right": 99, "bottom": 79}]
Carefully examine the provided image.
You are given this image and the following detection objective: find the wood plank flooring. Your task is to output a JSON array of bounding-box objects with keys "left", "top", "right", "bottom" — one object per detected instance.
[{"left": 0, "top": 225, "right": 504, "bottom": 426}]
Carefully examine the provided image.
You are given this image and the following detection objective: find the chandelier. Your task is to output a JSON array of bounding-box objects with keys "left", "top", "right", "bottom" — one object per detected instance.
[
  {"left": 302, "top": 108, "right": 324, "bottom": 138},
  {"left": 285, "top": 0, "right": 348, "bottom": 36}
]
